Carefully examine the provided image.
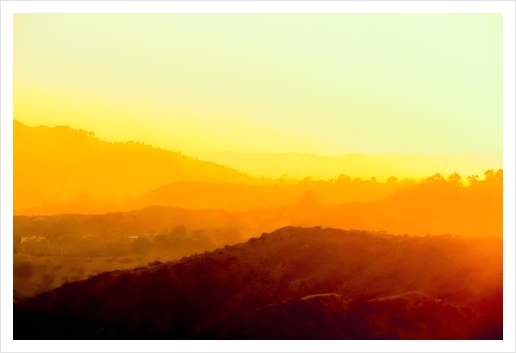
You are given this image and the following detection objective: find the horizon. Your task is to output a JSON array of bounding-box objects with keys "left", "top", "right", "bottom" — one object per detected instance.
[
  {"left": 5, "top": 4, "right": 511, "bottom": 348},
  {"left": 14, "top": 119, "right": 502, "bottom": 184},
  {"left": 14, "top": 119, "right": 503, "bottom": 159},
  {"left": 14, "top": 14, "right": 502, "bottom": 157}
]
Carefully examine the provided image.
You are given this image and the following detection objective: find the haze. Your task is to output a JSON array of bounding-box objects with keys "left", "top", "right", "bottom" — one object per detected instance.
[
  {"left": 13, "top": 13, "right": 504, "bottom": 341},
  {"left": 14, "top": 14, "right": 502, "bottom": 158}
]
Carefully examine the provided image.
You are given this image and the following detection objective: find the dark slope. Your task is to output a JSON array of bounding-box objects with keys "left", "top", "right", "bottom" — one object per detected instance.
[
  {"left": 14, "top": 227, "right": 502, "bottom": 340},
  {"left": 240, "top": 292, "right": 477, "bottom": 340}
]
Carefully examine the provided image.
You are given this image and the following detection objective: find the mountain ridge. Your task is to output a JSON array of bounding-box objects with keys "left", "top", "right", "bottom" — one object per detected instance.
[
  {"left": 14, "top": 226, "right": 502, "bottom": 340},
  {"left": 14, "top": 120, "right": 265, "bottom": 212},
  {"left": 199, "top": 150, "right": 502, "bottom": 180}
]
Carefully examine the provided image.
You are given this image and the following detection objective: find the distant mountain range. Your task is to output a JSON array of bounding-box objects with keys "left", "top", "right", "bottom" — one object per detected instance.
[
  {"left": 14, "top": 120, "right": 502, "bottom": 216},
  {"left": 16, "top": 172, "right": 503, "bottom": 238},
  {"left": 14, "top": 120, "right": 262, "bottom": 212},
  {"left": 14, "top": 226, "right": 502, "bottom": 339},
  {"left": 199, "top": 150, "right": 503, "bottom": 180}
]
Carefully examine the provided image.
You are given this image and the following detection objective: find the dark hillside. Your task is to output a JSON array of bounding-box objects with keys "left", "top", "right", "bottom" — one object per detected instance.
[{"left": 14, "top": 227, "right": 502, "bottom": 340}]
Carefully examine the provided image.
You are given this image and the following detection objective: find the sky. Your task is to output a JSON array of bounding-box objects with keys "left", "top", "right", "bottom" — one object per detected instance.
[{"left": 14, "top": 14, "right": 502, "bottom": 156}]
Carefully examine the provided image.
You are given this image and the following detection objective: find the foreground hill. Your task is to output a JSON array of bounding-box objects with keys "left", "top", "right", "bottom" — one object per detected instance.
[
  {"left": 14, "top": 172, "right": 502, "bottom": 298},
  {"left": 14, "top": 227, "right": 502, "bottom": 339},
  {"left": 14, "top": 120, "right": 261, "bottom": 213}
]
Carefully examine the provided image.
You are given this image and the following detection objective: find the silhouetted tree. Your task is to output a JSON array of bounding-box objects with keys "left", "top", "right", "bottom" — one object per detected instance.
[
  {"left": 14, "top": 261, "right": 34, "bottom": 279},
  {"left": 386, "top": 176, "right": 398, "bottom": 184},
  {"left": 466, "top": 175, "right": 479, "bottom": 187},
  {"left": 336, "top": 174, "right": 351, "bottom": 185},
  {"left": 153, "top": 233, "right": 172, "bottom": 248},
  {"left": 447, "top": 173, "right": 462, "bottom": 185},
  {"left": 484, "top": 169, "right": 496, "bottom": 183},
  {"left": 171, "top": 225, "right": 187, "bottom": 236},
  {"left": 495, "top": 169, "right": 503, "bottom": 184},
  {"left": 425, "top": 173, "right": 446, "bottom": 186},
  {"left": 131, "top": 237, "right": 152, "bottom": 256},
  {"left": 296, "top": 191, "right": 319, "bottom": 210},
  {"left": 351, "top": 178, "right": 363, "bottom": 185}
]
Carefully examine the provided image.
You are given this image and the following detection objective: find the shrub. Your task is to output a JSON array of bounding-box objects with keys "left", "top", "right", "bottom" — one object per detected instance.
[{"left": 14, "top": 261, "right": 34, "bottom": 278}]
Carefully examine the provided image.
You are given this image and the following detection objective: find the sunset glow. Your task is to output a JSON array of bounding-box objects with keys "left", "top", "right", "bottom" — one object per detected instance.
[
  {"left": 14, "top": 14, "right": 502, "bottom": 158},
  {"left": 11, "top": 12, "right": 505, "bottom": 343}
]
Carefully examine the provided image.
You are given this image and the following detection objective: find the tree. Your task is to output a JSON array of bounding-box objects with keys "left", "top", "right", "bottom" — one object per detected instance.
[
  {"left": 447, "top": 173, "right": 462, "bottom": 185},
  {"left": 466, "top": 175, "right": 479, "bottom": 187},
  {"left": 399, "top": 178, "right": 416, "bottom": 190},
  {"left": 336, "top": 174, "right": 351, "bottom": 184},
  {"left": 299, "top": 177, "right": 313, "bottom": 187},
  {"left": 425, "top": 173, "right": 446, "bottom": 185},
  {"left": 484, "top": 169, "right": 496, "bottom": 183},
  {"left": 386, "top": 176, "right": 398, "bottom": 184},
  {"left": 296, "top": 190, "right": 319, "bottom": 210},
  {"left": 131, "top": 237, "right": 152, "bottom": 256},
  {"left": 153, "top": 233, "right": 172, "bottom": 248},
  {"left": 495, "top": 169, "right": 503, "bottom": 184},
  {"left": 171, "top": 225, "right": 187, "bottom": 236},
  {"left": 14, "top": 261, "right": 34, "bottom": 279},
  {"left": 351, "top": 178, "right": 363, "bottom": 185}
]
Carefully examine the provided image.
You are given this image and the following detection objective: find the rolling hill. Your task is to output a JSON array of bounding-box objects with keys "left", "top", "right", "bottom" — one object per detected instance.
[
  {"left": 14, "top": 120, "right": 262, "bottom": 213},
  {"left": 14, "top": 226, "right": 502, "bottom": 340}
]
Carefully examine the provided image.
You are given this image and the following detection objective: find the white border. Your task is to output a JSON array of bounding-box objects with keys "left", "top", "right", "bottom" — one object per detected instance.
[
  {"left": 0, "top": 0, "right": 514, "bottom": 14},
  {"left": 1, "top": 1, "right": 515, "bottom": 352}
]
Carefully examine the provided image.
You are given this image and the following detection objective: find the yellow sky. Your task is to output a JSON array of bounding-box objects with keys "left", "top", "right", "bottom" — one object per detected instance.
[{"left": 14, "top": 14, "right": 502, "bottom": 156}]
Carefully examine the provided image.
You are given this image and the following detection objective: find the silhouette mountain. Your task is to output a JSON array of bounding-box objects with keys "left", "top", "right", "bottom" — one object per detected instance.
[
  {"left": 15, "top": 120, "right": 502, "bottom": 218},
  {"left": 240, "top": 292, "right": 477, "bottom": 340},
  {"left": 131, "top": 171, "right": 502, "bottom": 237},
  {"left": 133, "top": 178, "right": 396, "bottom": 212},
  {"left": 14, "top": 120, "right": 261, "bottom": 213},
  {"left": 14, "top": 227, "right": 502, "bottom": 339}
]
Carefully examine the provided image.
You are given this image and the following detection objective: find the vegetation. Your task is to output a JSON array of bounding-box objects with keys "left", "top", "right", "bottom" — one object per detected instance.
[
  {"left": 14, "top": 120, "right": 502, "bottom": 217},
  {"left": 14, "top": 227, "right": 502, "bottom": 339},
  {"left": 13, "top": 169, "right": 502, "bottom": 298},
  {"left": 12, "top": 121, "right": 503, "bottom": 340},
  {"left": 14, "top": 120, "right": 261, "bottom": 213}
]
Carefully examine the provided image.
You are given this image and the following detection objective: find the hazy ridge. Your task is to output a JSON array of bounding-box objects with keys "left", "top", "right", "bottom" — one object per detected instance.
[
  {"left": 12, "top": 120, "right": 503, "bottom": 340},
  {"left": 199, "top": 150, "right": 502, "bottom": 180},
  {"left": 14, "top": 120, "right": 263, "bottom": 212},
  {"left": 14, "top": 120, "right": 502, "bottom": 216}
]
